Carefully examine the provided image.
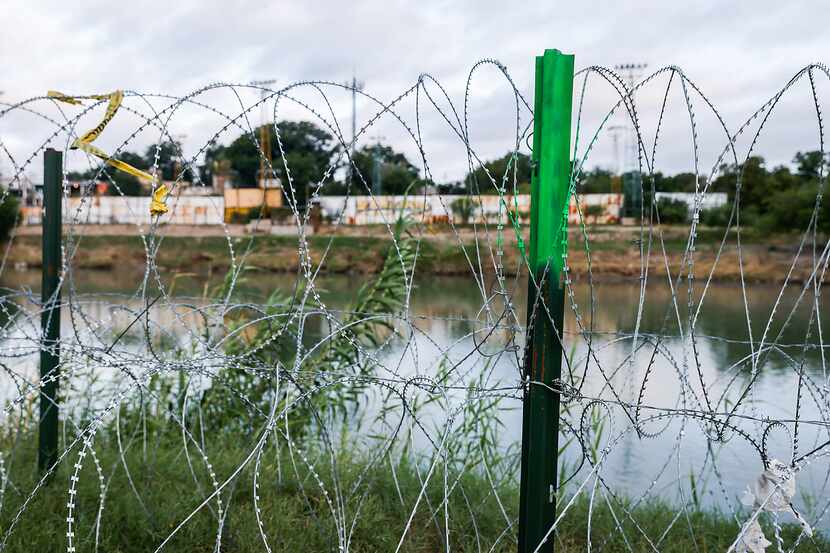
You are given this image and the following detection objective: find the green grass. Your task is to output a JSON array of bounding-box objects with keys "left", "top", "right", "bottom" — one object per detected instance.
[{"left": 0, "top": 429, "right": 823, "bottom": 552}]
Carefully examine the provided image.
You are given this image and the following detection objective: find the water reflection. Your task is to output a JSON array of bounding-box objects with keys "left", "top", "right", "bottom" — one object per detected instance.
[{"left": 1, "top": 268, "right": 828, "bottom": 526}]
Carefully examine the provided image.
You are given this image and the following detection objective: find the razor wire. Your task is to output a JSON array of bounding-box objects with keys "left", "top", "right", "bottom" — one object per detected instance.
[{"left": 0, "top": 60, "right": 826, "bottom": 552}]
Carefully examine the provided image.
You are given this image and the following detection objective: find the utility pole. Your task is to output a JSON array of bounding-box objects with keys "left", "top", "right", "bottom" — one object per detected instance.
[
  {"left": 614, "top": 63, "right": 647, "bottom": 220},
  {"left": 608, "top": 125, "right": 624, "bottom": 176},
  {"left": 372, "top": 146, "right": 382, "bottom": 196},
  {"left": 608, "top": 125, "right": 625, "bottom": 193},
  {"left": 174, "top": 133, "right": 187, "bottom": 182},
  {"left": 343, "top": 74, "right": 364, "bottom": 190},
  {"left": 369, "top": 135, "right": 386, "bottom": 196},
  {"left": 613, "top": 63, "right": 647, "bottom": 175}
]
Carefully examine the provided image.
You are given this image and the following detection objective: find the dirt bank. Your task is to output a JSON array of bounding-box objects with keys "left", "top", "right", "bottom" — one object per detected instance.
[{"left": 2, "top": 225, "right": 820, "bottom": 284}]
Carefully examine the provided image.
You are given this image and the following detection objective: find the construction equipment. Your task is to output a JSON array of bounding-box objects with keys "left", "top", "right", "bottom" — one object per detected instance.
[{"left": 250, "top": 79, "right": 278, "bottom": 187}]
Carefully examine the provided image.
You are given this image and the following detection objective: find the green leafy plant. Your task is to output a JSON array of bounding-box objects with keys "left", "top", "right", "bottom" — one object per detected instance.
[
  {"left": 583, "top": 204, "right": 604, "bottom": 224},
  {"left": 655, "top": 197, "right": 689, "bottom": 225},
  {"left": 0, "top": 192, "right": 20, "bottom": 241},
  {"left": 203, "top": 207, "right": 417, "bottom": 438},
  {"left": 699, "top": 204, "right": 732, "bottom": 227},
  {"left": 450, "top": 197, "right": 476, "bottom": 225}
]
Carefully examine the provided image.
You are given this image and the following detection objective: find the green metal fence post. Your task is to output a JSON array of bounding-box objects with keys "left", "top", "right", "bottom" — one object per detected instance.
[
  {"left": 39, "top": 148, "right": 62, "bottom": 475},
  {"left": 518, "top": 49, "right": 574, "bottom": 553}
]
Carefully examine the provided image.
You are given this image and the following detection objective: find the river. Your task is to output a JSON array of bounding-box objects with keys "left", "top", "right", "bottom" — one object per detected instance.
[{"left": 1, "top": 267, "right": 828, "bottom": 528}]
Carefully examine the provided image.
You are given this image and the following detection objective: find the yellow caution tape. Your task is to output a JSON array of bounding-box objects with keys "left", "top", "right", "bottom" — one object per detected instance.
[
  {"left": 150, "top": 183, "right": 169, "bottom": 216},
  {"left": 48, "top": 89, "right": 167, "bottom": 215},
  {"left": 76, "top": 90, "right": 123, "bottom": 144},
  {"left": 47, "top": 90, "right": 83, "bottom": 105},
  {"left": 75, "top": 142, "right": 155, "bottom": 182},
  {"left": 48, "top": 90, "right": 111, "bottom": 104}
]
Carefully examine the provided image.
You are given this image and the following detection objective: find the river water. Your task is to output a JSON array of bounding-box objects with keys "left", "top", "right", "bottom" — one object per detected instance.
[{"left": 1, "top": 268, "right": 828, "bottom": 528}]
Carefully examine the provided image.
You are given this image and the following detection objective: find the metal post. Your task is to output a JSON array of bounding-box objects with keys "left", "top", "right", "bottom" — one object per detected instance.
[
  {"left": 39, "top": 148, "right": 62, "bottom": 475},
  {"left": 518, "top": 49, "right": 574, "bottom": 553}
]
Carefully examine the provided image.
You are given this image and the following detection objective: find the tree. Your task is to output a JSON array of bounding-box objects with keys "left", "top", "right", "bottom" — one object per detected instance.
[
  {"left": 711, "top": 156, "right": 774, "bottom": 208},
  {"left": 210, "top": 121, "right": 340, "bottom": 209},
  {"left": 199, "top": 142, "right": 230, "bottom": 188},
  {"left": 144, "top": 140, "right": 191, "bottom": 182},
  {"left": 437, "top": 181, "right": 466, "bottom": 195},
  {"left": 705, "top": 151, "right": 828, "bottom": 233},
  {"left": 760, "top": 152, "right": 829, "bottom": 233},
  {"left": 656, "top": 198, "right": 689, "bottom": 224},
  {"left": 465, "top": 152, "right": 532, "bottom": 194},
  {"left": 794, "top": 150, "right": 828, "bottom": 180},
  {"left": 650, "top": 171, "right": 705, "bottom": 193},
  {"left": 699, "top": 204, "right": 732, "bottom": 227},
  {"left": 108, "top": 172, "right": 144, "bottom": 196},
  {"left": 577, "top": 168, "right": 614, "bottom": 193},
  {"left": 112, "top": 151, "right": 150, "bottom": 196},
  {"left": 67, "top": 150, "right": 148, "bottom": 196},
  {"left": 0, "top": 193, "right": 19, "bottom": 241},
  {"left": 348, "top": 144, "right": 421, "bottom": 195},
  {"left": 450, "top": 197, "right": 476, "bottom": 224},
  {"left": 584, "top": 204, "right": 604, "bottom": 224}
]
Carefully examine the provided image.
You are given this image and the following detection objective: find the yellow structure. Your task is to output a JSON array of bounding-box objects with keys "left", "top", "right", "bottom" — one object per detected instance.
[{"left": 223, "top": 187, "right": 283, "bottom": 222}]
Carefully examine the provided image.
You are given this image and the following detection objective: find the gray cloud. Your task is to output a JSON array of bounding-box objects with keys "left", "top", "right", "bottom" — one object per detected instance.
[{"left": 2, "top": 0, "right": 829, "bottom": 182}]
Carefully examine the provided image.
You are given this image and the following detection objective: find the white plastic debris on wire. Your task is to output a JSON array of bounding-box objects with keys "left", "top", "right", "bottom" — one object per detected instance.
[
  {"left": 736, "top": 520, "right": 772, "bottom": 553},
  {"left": 736, "top": 459, "right": 813, "bottom": 552}
]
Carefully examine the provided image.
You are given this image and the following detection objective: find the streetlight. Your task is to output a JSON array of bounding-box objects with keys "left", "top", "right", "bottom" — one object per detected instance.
[{"left": 342, "top": 75, "right": 364, "bottom": 189}]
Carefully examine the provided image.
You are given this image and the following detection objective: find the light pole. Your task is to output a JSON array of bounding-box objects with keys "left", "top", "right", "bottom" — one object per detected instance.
[
  {"left": 343, "top": 74, "right": 364, "bottom": 190},
  {"left": 369, "top": 136, "right": 386, "bottom": 196}
]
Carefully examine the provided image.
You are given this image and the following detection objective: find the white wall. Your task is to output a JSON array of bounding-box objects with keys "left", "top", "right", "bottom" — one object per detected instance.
[
  {"left": 23, "top": 195, "right": 225, "bottom": 225},
  {"left": 20, "top": 192, "right": 629, "bottom": 227},
  {"left": 317, "top": 194, "right": 623, "bottom": 225},
  {"left": 655, "top": 192, "right": 728, "bottom": 211}
]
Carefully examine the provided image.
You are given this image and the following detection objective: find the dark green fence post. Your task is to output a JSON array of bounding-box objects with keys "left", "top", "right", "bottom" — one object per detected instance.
[
  {"left": 518, "top": 49, "right": 574, "bottom": 553},
  {"left": 39, "top": 148, "right": 62, "bottom": 475}
]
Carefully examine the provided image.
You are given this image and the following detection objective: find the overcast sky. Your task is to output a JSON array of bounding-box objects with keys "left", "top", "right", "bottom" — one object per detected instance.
[{"left": 2, "top": 0, "right": 829, "bottom": 183}]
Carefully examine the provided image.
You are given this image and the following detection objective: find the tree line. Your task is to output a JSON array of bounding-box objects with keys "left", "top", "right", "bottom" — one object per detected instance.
[
  {"left": 461, "top": 150, "right": 830, "bottom": 232},
  {"left": 68, "top": 121, "right": 428, "bottom": 206},
  {"left": 61, "top": 118, "right": 829, "bottom": 232}
]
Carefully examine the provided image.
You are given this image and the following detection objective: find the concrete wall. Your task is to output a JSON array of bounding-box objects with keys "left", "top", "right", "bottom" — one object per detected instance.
[
  {"left": 317, "top": 195, "right": 439, "bottom": 225},
  {"left": 18, "top": 192, "right": 626, "bottom": 227},
  {"left": 317, "top": 194, "right": 623, "bottom": 225},
  {"left": 569, "top": 193, "right": 622, "bottom": 224},
  {"left": 22, "top": 195, "right": 225, "bottom": 225}
]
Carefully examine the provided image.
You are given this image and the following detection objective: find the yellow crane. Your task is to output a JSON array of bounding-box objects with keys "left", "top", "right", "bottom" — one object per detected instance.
[{"left": 250, "top": 79, "right": 277, "bottom": 187}]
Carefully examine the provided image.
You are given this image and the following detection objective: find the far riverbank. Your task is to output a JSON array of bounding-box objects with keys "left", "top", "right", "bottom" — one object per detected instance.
[{"left": 4, "top": 224, "right": 822, "bottom": 283}]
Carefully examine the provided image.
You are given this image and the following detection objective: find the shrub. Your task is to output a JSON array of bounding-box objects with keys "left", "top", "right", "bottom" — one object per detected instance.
[
  {"left": 656, "top": 197, "right": 689, "bottom": 224},
  {"left": 270, "top": 206, "right": 294, "bottom": 224},
  {"left": 761, "top": 183, "right": 829, "bottom": 234},
  {"left": 583, "top": 204, "right": 605, "bottom": 224},
  {"left": 0, "top": 193, "right": 20, "bottom": 241},
  {"left": 450, "top": 197, "right": 476, "bottom": 225},
  {"left": 699, "top": 204, "right": 733, "bottom": 227},
  {"left": 227, "top": 209, "right": 253, "bottom": 225}
]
